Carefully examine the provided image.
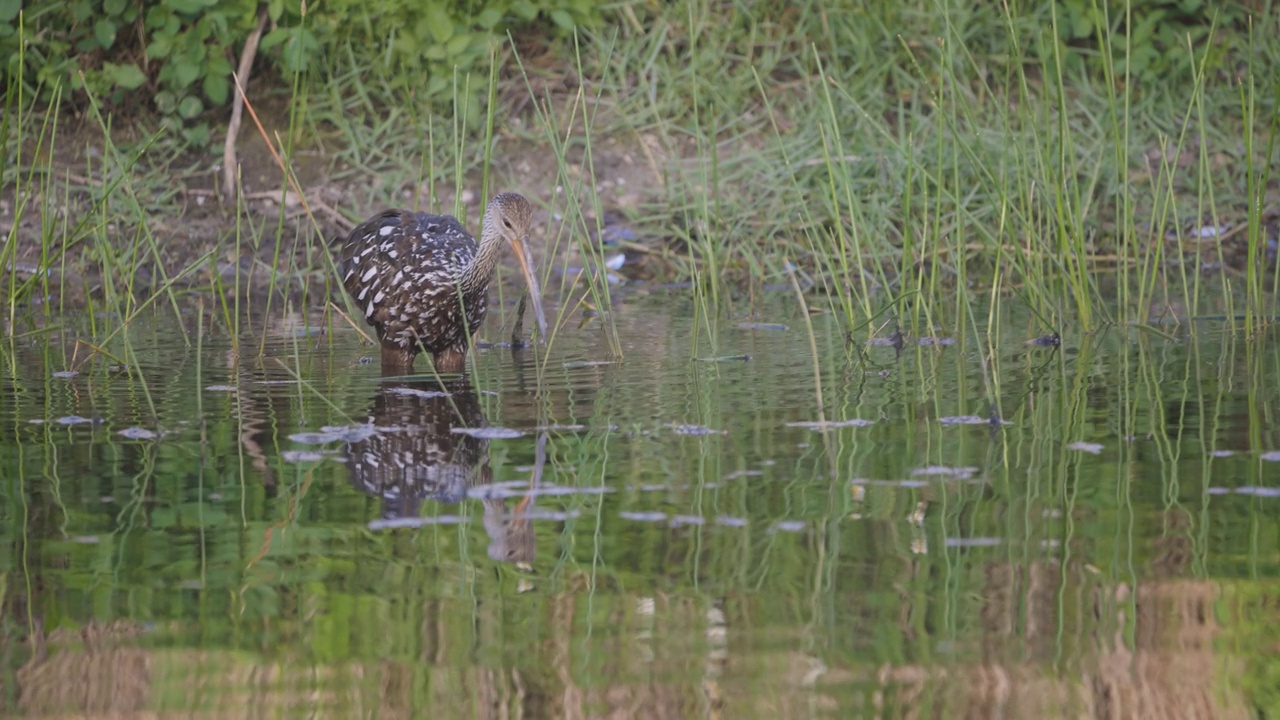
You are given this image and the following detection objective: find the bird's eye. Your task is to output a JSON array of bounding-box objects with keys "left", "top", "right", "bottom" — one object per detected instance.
[{"left": 502, "top": 219, "right": 513, "bottom": 230}]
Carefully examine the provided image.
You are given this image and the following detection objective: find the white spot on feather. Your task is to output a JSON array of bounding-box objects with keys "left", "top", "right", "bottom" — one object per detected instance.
[
  {"left": 360, "top": 266, "right": 378, "bottom": 283},
  {"left": 373, "top": 290, "right": 385, "bottom": 303},
  {"left": 366, "top": 299, "right": 375, "bottom": 317},
  {"left": 387, "top": 249, "right": 399, "bottom": 259},
  {"left": 379, "top": 225, "right": 394, "bottom": 236},
  {"left": 357, "top": 286, "right": 369, "bottom": 301}
]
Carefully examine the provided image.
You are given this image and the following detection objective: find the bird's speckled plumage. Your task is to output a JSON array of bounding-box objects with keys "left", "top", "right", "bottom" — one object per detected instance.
[{"left": 338, "top": 192, "right": 546, "bottom": 373}]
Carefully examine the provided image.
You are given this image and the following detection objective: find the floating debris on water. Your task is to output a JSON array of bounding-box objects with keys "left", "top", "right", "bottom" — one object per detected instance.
[
  {"left": 532, "top": 485, "right": 612, "bottom": 497},
  {"left": 620, "top": 511, "right": 668, "bottom": 522},
  {"left": 1029, "top": 333, "right": 1062, "bottom": 347},
  {"left": 558, "top": 252, "right": 627, "bottom": 285},
  {"left": 56, "top": 415, "right": 100, "bottom": 425},
  {"left": 52, "top": 371, "right": 78, "bottom": 379},
  {"left": 205, "top": 385, "right": 237, "bottom": 392},
  {"left": 468, "top": 484, "right": 610, "bottom": 499},
  {"left": 564, "top": 360, "right": 620, "bottom": 368},
  {"left": 723, "top": 469, "right": 765, "bottom": 480},
  {"left": 451, "top": 426, "right": 525, "bottom": 439},
  {"left": 1261, "top": 451, "right": 1280, "bottom": 462},
  {"left": 1066, "top": 441, "right": 1104, "bottom": 455},
  {"left": 369, "top": 515, "right": 473, "bottom": 531},
  {"left": 696, "top": 354, "right": 751, "bottom": 363},
  {"left": 282, "top": 450, "right": 338, "bottom": 463},
  {"left": 938, "top": 415, "right": 988, "bottom": 425},
  {"left": 288, "top": 432, "right": 338, "bottom": 445},
  {"left": 850, "top": 478, "right": 931, "bottom": 488},
  {"left": 1234, "top": 486, "right": 1280, "bottom": 497},
  {"left": 945, "top": 537, "right": 1002, "bottom": 547},
  {"left": 911, "top": 465, "right": 979, "bottom": 479},
  {"left": 669, "top": 515, "right": 706, "bottom": 527},
  {"left": 917, "top": 336, "right": 955, "bottom": 346},
  {"left": 1211, "top": 450, "right": 1237, "bottom": 458},
  {"left": 735, "top": 322, "right": 789, "bottom": 331},
  {"left": 523, "top": 509, "right": 582, "bottom": 521},
  {"left": 770, "top": 520, "right": 807, "bottom": 533},
  {"left": 715, "top": 516, "right": 749, "bottom": 527},
  {"left": 289, "top": 425, "right": 379, "bottom": 444},
  {"left": 117, "top": 427, "right": 159, "bottom": 440},
  {"left": 667, "top": 423, "right": 726, "bottom": 436},
  {"left": 786, "top": 418, "right": 875, "bottom": 430},
  {"left": 386, "top": 387, "right": 451, "bottom": 398}
]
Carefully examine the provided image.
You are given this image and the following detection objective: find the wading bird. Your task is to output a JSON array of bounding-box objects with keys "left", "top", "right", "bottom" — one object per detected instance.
[{"left": 339, "top": 192, "right": 548, "bottom": 374}]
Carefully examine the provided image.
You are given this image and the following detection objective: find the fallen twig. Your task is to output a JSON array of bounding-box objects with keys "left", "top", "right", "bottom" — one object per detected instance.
[{"left": 223, "top": 4, "right": 270, "bottom": 203}]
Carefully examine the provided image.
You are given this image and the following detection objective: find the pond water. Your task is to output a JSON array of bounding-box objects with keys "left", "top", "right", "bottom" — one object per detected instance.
[{"left": 2, "top": 290, "right": 1278, "bottom": 718}]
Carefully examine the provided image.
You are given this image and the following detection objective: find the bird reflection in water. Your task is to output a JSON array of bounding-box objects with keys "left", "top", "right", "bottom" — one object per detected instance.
[{"left": 344, "top": 378, "right": 542, "bottom": 568}]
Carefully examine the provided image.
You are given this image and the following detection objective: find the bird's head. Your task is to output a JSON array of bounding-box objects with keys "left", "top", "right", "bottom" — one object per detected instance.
[{"left": 484, "top": 192, "right": 548, "bottom": 339}]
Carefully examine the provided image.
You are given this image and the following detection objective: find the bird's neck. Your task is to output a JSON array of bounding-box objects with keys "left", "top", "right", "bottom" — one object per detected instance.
[{"left": 459, "top": 213, "right": 503, "bottom": 292}]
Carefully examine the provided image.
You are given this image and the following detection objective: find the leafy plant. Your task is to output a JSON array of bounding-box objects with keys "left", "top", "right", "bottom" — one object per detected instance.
[
  {"left": 0, "top": 0, "right": 601, "bottom": 147},
  {"left": 1055, "top": 0, "right": 1248, "bottom": 82}
]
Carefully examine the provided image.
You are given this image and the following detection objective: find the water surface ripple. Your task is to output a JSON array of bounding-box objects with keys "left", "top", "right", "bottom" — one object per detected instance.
[{"left": 1, "top": 297, "right": 1278, "bottom": 717}]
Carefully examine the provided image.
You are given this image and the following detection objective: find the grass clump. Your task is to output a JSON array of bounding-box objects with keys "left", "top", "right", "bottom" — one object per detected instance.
[
  {"left": 3, "top": 0, "right": 1277, "bottom": 351},
  {"left": 573, "top": 2, "right": 1275, "bottom": 329}
]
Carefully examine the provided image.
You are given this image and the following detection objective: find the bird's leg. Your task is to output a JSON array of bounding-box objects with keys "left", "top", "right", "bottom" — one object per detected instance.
[
  {"left": 432, "top": 346, "right": 469, "bottom": 374},
  {"left": 379, "top": 344, "right": 418, "bottom": 375}
]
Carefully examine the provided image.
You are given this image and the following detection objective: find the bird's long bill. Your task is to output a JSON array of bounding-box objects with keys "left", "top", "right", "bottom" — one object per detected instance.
[{"left": 509, "top": 237, "right": 549, "bottom": 340}]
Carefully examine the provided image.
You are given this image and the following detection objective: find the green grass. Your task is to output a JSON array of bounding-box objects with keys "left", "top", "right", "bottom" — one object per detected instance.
[{"left": 2, "top": 0, "right": 1277, "bottom": 356}]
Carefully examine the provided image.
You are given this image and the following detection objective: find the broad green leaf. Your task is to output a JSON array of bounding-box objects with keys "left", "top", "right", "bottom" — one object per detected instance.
[
  {"left": 476, "top": 8, "right": 502, "bottom": 29},
  {"left": 183, "top": 122, "right": 210, "bottom": 147},
  {"left": 260, "top": 27, "right": 290, "bottom": 50},
  {"left": 71, "top": 1, "right": 93, "bottom": 22},
  {"left": 93, "top": 19, "right": 117, "bottom": 49},
  {"left": 174, "top": 59, "right": 201, "bottom": 87},
  {"left": 144, "top": 5, "right": 172, "bottom": 29},
  {"left": 424, "top": 2, "right": 453, "bottom": 43},
  {"left": 445, "top": 32, "right": 472, "bottom": 58},
  {"left": 203, "top": 68, "right": 228, "bottom": 105},
  {"left": 103, "top": 0, "right": 126, "bottom": 16},
  {"left": 105, "top": 62, "right": 146, "bottom": 89},
  {"left": 147, "top": 36, "right": 172, "bottom": 59},
  {"left": 166, "top": 0, "right": 218, "bottom": 15},
  {"left": 207, "top": 56, "right": 232, "bottom": 77},
  {"left": 178, "top": 94, "right": 203, "bottom": 119},
  {"left": 550, "top": 9, "right": 574, "bottom": 31},
  {"left": 0, "top": 0, "right": 20, "bottom": 23},
  {"left": 511, "top": 0, "right": 536, "bottom": 21},
  {"left": 154, "top": 90, "right": 177, "bottom": 114}
]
